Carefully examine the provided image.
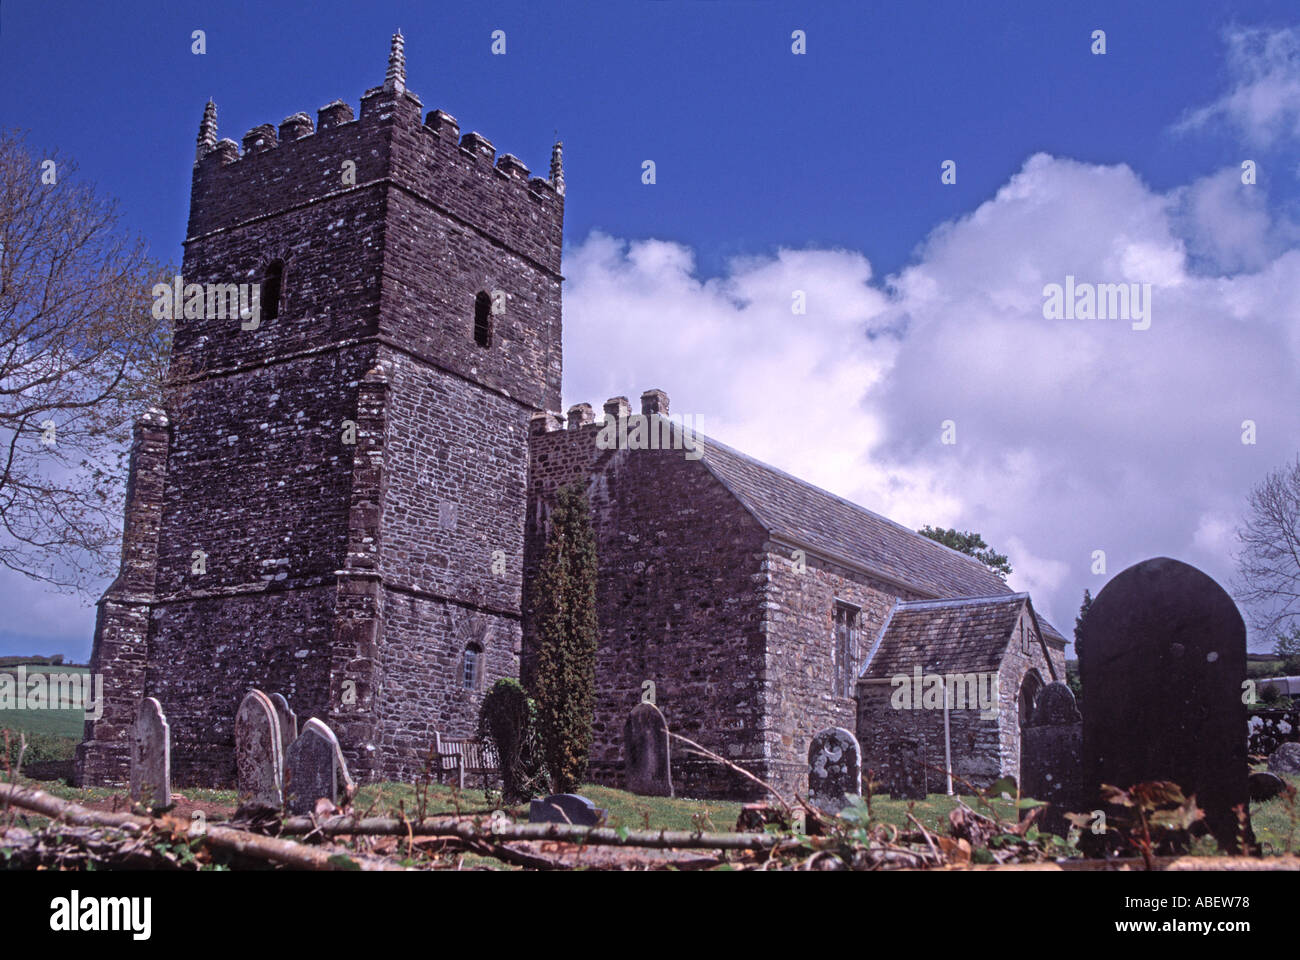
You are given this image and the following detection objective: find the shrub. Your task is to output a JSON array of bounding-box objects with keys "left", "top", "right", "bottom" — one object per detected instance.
[{"left": 477, "top": 678, "right": 545, "bottom": 802}]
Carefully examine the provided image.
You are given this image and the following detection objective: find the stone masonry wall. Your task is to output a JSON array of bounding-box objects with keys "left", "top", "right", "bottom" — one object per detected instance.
[
  {"left": 371, "top": 348, "right": 530, "bottom": 779},
  {"left": 761, "top": 544, "right": 922, "bottom": 798},
  {"left": 525, "top": 415, "right": 770, "bottom": 799}
]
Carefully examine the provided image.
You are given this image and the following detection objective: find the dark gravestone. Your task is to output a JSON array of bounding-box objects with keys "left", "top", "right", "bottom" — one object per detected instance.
[
  {"left": 1267, "top": 741, "right": 1300, "bottom": 775},
  {"left": 808, "top": 727, "right": 861, "bottom": 814},
  {"left": 285, "top": 718, "right": 353, "bottom": 815},
  {"left": 624, "top": 702, "right": 673, "bottom": 797},
  {"left": 888, "top": 738, "right": 926, "bottom": 800},
  {"left": 1020, "top": 682, "right": 1084, "bottom": 837},
  {"left": 129, "top": 697, "right": 171, "bottom": 810},
  {"left": 235, "top": 689, "right": 284, "bottom": 809},
  {"left": 1080, "top": 557, "right": 1252, "bottom": 852},
  {"left": 528, "top": 793, "right": 606, "bottom": 826},
  {"left": 1250, "top": 771, "right": 1286, "bottom": 802}
]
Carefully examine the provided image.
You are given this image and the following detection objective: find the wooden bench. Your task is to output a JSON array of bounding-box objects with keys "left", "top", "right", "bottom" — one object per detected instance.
[{"left": 433, "top": 733, "right": 500, "bottom": 791}]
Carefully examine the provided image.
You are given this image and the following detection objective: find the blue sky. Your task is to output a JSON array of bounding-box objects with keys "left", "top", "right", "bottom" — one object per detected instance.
[
  {"left": 5, "top": 0, "right": 1294, "bottom": 278},
  {"left": 3, "top": 0, "right": 1300, "bottom": 658}
]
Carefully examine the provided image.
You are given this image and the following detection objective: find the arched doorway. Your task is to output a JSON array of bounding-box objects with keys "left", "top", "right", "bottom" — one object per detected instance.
[{"left": 1017, "top": 670, "right": 1044, "bottom": 781}]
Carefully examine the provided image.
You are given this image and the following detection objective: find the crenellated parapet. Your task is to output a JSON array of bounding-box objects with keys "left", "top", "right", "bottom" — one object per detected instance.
[{"left": 188, "top": 32, "right": 564, "bottom": 273}]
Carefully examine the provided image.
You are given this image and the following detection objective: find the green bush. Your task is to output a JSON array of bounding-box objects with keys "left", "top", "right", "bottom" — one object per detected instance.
[{"left": 477, "top": 678, "right": 546, "bottom": 802}]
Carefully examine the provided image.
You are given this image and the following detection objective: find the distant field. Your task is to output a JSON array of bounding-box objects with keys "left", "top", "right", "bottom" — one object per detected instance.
[{"left": 0, "top": 663, "right": 92, "bottom": 741}]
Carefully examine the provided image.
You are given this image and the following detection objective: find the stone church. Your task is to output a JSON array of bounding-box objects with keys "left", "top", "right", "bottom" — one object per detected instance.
[{"left": 76, "top": 36, "right": 1066, "bottom": 799}]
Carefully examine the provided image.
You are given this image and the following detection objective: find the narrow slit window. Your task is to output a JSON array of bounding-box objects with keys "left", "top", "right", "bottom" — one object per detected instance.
[
  {"left": 473, "top": 291, "right": 492, "bottom": 347},
  {"left": 834, "top": 602, "right": 861, "bottom": 698},
  {"left": 262, "top": 259, "right": 284, "bottom": 321},
  {"left": 462, "top": 644, "right": 481, "bottom": 690}
]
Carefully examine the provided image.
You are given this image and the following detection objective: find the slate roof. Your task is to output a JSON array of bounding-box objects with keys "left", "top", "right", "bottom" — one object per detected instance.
[
  {"left": 859, "top": 594, "right": 1033, "bottom": 678},
  {"left": 699, "top": 437, "right": 1016, "bottom": 599}
]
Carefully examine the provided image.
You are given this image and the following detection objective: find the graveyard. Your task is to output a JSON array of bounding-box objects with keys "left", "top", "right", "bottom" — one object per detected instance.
[
  {"left": 5, "top": 555, "right": 1300, "bottom": 871},
  {"left": 0, "top": 13, "right": 1294, "bottom": 910}
]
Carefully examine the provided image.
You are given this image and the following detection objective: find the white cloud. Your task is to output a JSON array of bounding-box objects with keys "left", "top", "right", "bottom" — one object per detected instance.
[
  {"left": 562, "top": 151, "right": 1300, "bottom": 646},
  {"left": 1176, "top": 26, "right": 1300, "bottom": 148}
]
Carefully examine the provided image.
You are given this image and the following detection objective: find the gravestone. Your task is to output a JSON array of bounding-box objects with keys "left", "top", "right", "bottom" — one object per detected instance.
[
  {"left": 129, "top": 697, "right": 171, "bottom": 810},
  {"left": 285, "top": 717, "right": 353, "bottom": 815},
  {"left": 235, "top": 689, "right": 284, "bottom": 809},
  {"left": 1267, "top": 741, "right": 1300, "bottom": 775},
  {"left": 888, "top": 738, "right": 926, "bottom": 800},
  {"left": 808, "top": 727, "right": 861, "bottom": 814},
  {"left": 1250, "top": 771, "right": 1286, "bottom": 802},
  {"left": 269, "top": 693, "right": 298, "bottom": 757},
  {"left": 528, "top": 793, "right": 606, "bottom": 826},
  {"left": 1080, "top": 557, "right": 1252, "bottom": 852},
  {"left": 1020, "top": 682, "right": 1084, "bottom": 837},
  {"left": 624, "top": 702, "right": 673, "bottom": 797}
]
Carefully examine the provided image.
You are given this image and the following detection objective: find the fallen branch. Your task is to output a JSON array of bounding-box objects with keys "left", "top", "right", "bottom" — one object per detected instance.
[
  {"left": 0, "top": 782, "right": 403, "bottom": 871},
  {"left": 276, "top": 813, "right": 785, "bottom": 851},
  {"left": 669, "top": 732, "right": 794, "bottom": 814}
]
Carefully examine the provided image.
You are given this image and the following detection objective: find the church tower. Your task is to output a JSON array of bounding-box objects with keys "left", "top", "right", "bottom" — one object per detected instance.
[{"left": 77, "top": 34, "right": 564, "bottom": 785}]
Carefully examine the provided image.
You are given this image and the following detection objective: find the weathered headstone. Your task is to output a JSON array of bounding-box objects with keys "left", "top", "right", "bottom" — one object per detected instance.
[
  {"left": 235, "top": 689, "right": 283, "bottom": 808},
  {"left": 887, "top": 737, "right": 926, "bottom": 800},
  {"left": 808, "top": 727, "right": 861, "bottom": 814},
  {"left": 1267, "top": 741, "right": 1300, "bottom": 775},
  {"left": 269, "top": 693, "right": 298, "bottom": 756},
  {"left": 624, "top": 701, "right": 673, "bottom": 797},
  {"left": 528, "top": 793, "right": 606, "bottom": 826},
  {"left": 285, "top": 717, "right": 352, "bottom": 815},
  {"left": 1020, "top": 682, "right": 1084, "bottom": 837},
  {"left": 1080, "top": 557, "right": 1252, "bottom": 852},
  {"left": 129, "top": 697, "right": 171, "bottom": 809},
  {"left": 1250, "top": 771, "right": 1286, "bottom": 802}
]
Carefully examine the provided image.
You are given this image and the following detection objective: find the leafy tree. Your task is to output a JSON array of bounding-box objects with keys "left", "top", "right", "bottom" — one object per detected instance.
[
  {"left": 1272, "top": 624, "right": 1300, "bottom": 676},
  {"left": 530, "top": 483, "right": 599, "bottom": 794},
  {"left": 0, "top": 129, "right": 171, "bottom": 593},
  {"left": 1273, "top": 625, "right": 1300, "bottom": 660},
  {"left": 1073, "top": 588, "right": 1093, "bottom": 657},
  {"left": 1234, "top": 456, "right": 1300, "bottom": 639},
  {"left": 918, "top": 525, "right": 1012, "bottom": 580}
]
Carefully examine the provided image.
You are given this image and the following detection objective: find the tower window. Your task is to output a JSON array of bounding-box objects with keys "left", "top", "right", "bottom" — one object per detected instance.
[
  {"left": 462, "top": 644, "right": 482, "bottom": 690},
  {"left": 473, "top": 291, "right": 492, "bottom": 347},
  {"left": 834, "top": 602, "right": 861, "bottom": 698},
  {"left": 262, "top": 259, "right": 284, "bottom": 322}
]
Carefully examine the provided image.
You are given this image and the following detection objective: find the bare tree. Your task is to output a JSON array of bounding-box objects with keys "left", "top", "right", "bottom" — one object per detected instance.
[
  {"left": 1235, "top": 456, "right": 1300, "bottom": 638},
  {"left": 0, "top": 129, "right": 171, "bottom": 594}
]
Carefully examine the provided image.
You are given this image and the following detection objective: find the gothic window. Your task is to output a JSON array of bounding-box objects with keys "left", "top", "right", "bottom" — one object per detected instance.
[
  {"left": 462, "top": 644, "right": 482, "bottom": 691},
  {"left": 834, "top": 602, "right": 861, "bottom": 698},
  {"left": 473, "top": 291, "right": 492, "bottom": 347},
  {"left": 262, "top": 259, "right": 284, "bottom": 321}
]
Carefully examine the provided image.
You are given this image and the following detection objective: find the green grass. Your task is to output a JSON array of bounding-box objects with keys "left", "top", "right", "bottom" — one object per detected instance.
[
  {"left": 866, "top": 791, "right": 1019, "bottom": 834},
  {"left": 1246, "top": 769, "right": 1300, "bottom": 854},
  {"left": 350, "top": 779, "right": 744, "bottom": 832}
]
